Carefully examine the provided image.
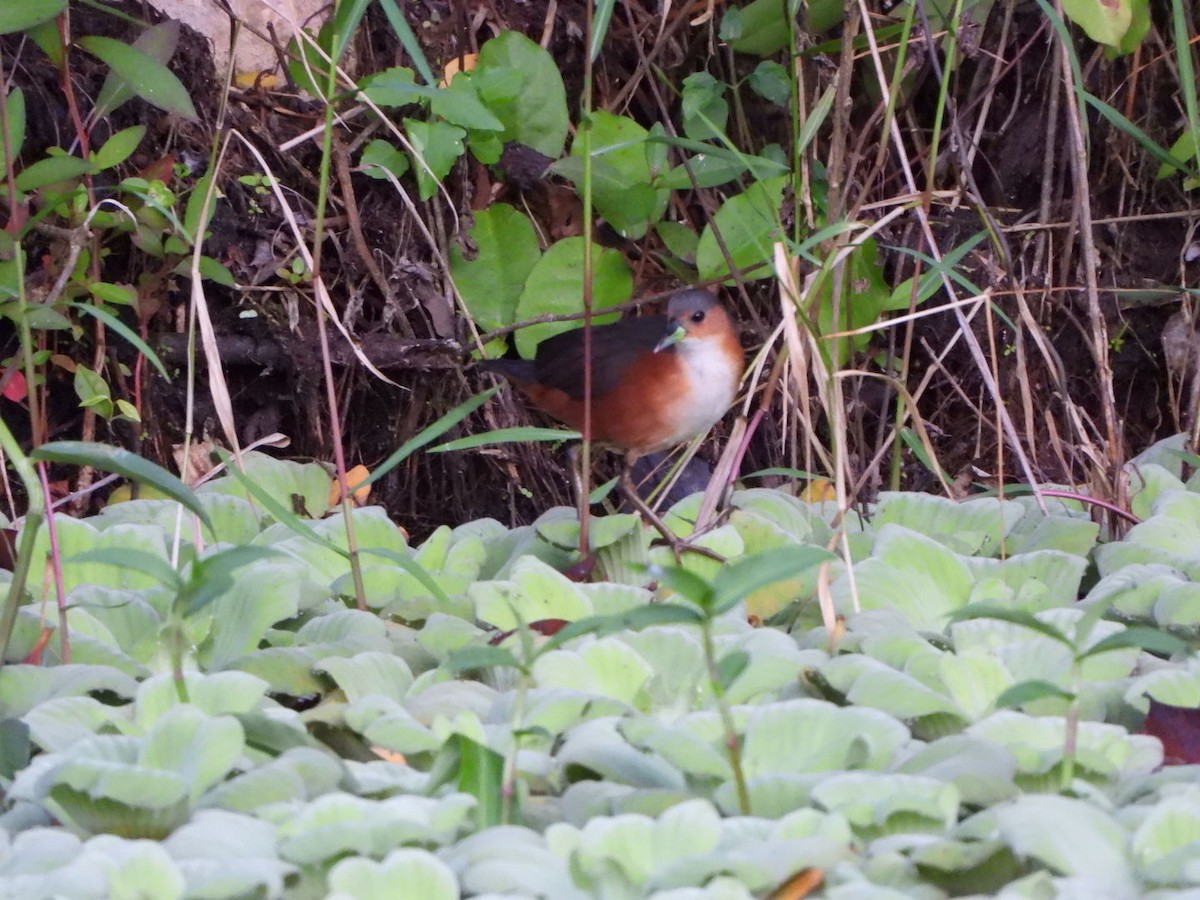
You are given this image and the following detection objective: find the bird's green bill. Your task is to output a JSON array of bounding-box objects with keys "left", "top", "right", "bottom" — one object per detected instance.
[{"left": 654, "top": 324, "right": 686, "bottom": 352}]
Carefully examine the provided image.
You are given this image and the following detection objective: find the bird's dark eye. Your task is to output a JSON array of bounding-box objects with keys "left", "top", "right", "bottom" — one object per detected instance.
[{"left": 691, "top": 310, "right": 705, "bottom": 323}]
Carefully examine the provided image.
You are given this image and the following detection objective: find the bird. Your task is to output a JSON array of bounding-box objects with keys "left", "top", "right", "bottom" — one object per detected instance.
[{"left": 479, "top": 288, "right": 743, "bottom": 550}]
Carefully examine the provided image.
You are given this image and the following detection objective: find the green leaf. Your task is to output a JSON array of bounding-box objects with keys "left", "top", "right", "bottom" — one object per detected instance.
[
  {"left": 185, "top": 546, "right": 283, "bottom": 616},
  {"left": 747, "top": 61, "right": 791, "bottom": 106},
  {"left": 0, "top": 0, "right": 64, "bottom": 34},
  {"left": 356, "top": 546, "right": 453, "bottom": 609},
  {"left": 473, "top": 30, "right": 569, "bottom": 157},
  {"left": 73, "top": 365, "right": 112, "bottom": 409},
  {"left": 0, "top": 88, "right": 26, "bottom": 173},
  {"left": 360, "top": 66, "right": 421, "bottom": 106},
  {"left": 430, "top": 427, "right": 581, "bottom": 453},
  {"left": 696, "top": 176, "right": 787, "bottom": 283},
  {"left": 513, "top": 238, "right": 633, "bottom": 358},
  {"left": 328, "top": 850, "right": 459, "bottom": 900},
  {"left": 432, "top": 76, "right": 504, "bottom": 131},
  {"left": 710, "top": 545, "right": 835, "bottom": 615},
  {"left": 193, "top": 255, "right": 235, "bottom": 286},
  {"left": 994, "top": 679, "right": 1076, "bottom": 708},
  {"left": 1061, "top": 0, "right": 1133, "bottom": 46},
  {"left": 80, "top": 31, "right": 197, "bottom": 120},
  {"left": 589, "top": 0, "right": 618, "bottom": 61},
  {"left": 14, "top": 154, "right": 94, "bottom": 192},
  {"left": 328, "top": 0, "right": 372, "bottom": 63},
  {"left": 0, "top": 719, "right": 31, "bottom": 779},
  {"left": 67, "top": 547, "right": 183, "bottom": 592},
  {"left": 681, "top": 72, "right": 729, "bottom": 142},
  {"left": 555, "top": 111, "right": 670, "bottom": 239},
  {"left": 721, "top": 0, "right": 793, "bottom": 56},
  {"left": 449, "top": 203, "right": 540, "bottom": 331},
  {"left": 32, "top": 440, "right": 213, "bottom": 531},
  {"left": 366, "top": 385, "right": 499, "bottom": 488},
  {"left": 655, "top": 221, "right": 700, "bottom": 262},
  {"left": 359, "top": 139, "right": 411, "bottom": 180},
  {"left": 946, "top": 603, "right": 1074, "bottom": 648},
  {"left": 540, "top": 603, "right": 705, "bottom": 652},
  {"left": 454, "top": 734, "right": 507, "bottom": 828},
  {"left": 91, "top": 125, "right": 146, "bottom": 170},
  {"left": 715, "top": 649, "right": 750, "bottom": 690},
  {"left": 404, "top": 117, "right": 465, "bottom": 201},
  {"left": 648, "top": 566, "right": 714, "bottom": 609},
  {"left": 1080, "top": 626, "right": 1190, "bottom": 660},
  {"left": 445, "top": 644, "right": 523, "bottom": 673}
]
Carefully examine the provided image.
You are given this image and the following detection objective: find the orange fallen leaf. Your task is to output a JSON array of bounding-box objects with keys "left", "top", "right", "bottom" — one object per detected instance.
[
  {"left": 329, "top": 464, "right": 372, "bottom": 507},
  {"left": 441, "top": 53, "right": 477, "bottom": 86},
  {"left": 371, "top": 746, "right": 406, "bottom": 764}
]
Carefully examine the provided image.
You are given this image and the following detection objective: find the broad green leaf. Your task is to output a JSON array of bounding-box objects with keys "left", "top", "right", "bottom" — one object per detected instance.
[
  {"left": 696, "top": 176, "right": 787, "bottom": 283},
  {"left": 80, "top": 32, "right": 197, "bottom": 120},
  {"left": 431, "top": 75, "right": 504, "bottom": 131},
  {"left": 359, "top": 66, "right": 420, "bottom": 106},
  {"left": 328, "top": 848, "right": 459, "bottom": 900},
  {"left": 747, "top": 61, "right": 791, "bottom": 106},
  {"left": 811, "top": 772, "right": 960, "bottom": 834},
  {"left": 1061, "top": 0, "right": 1132, "bottom": 46},
  {"left": 992, "top": 795, "right": 1134, "bottom": 888},
  {"left": 316, "top": 651, "right": 415, "bottom": 703},
  {"left": 0, "top": 664, "right": 139, "bottom": 717},
  {"left": 681, "top": 73, "right": 729, "bottom": 141},
  {"left": 947, "top": 603, "right": 1073, "bottom": 647},
  {"left": 67, "top": 547, "right": 182, "bottom": 593},
  {"left": 473, "top": 30, "right": 568, "bottom": 158},
  {"left": 139, "top": 705, "right": 244, "bottom": 804},
  {"left": 555, "top": 111, "right": 669, "bottom": 239},
  {"left": 741, "top": 698, "right": 911, "bottom": 777},
  {"left": 186, "top": 546, "right": 284, "bottom": 616},
  {"left": 721, "top": 0, "right": 792, "bottom": 56},
  {"left": 513, "top": 238, "right": 633, "bottom": 357},
  {"left": 404, "top": 117, "right": 465, "bottom": 201},
  {"left": 359, "top": 139, "right": 410, "bottom": 180},
  {"left": 449, "top": 204, "right": 540, "bottom": 332},
  {"left": 0, "top": 718, "right": 30, "bottom": 778}
]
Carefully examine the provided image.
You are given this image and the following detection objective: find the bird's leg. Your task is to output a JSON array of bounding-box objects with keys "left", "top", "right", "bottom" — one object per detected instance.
[
  {"left": 566, "top": 444, "right": 590, "bottom": 557},
  {"left": 619, "top": 453, "right": 724, "bottom": 563}
]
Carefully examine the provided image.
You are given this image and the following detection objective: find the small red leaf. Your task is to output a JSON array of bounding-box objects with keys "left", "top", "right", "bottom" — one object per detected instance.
[
  {"left": 1143, "top": 699, "right": 1200, "bottom": 765},
  {"left": 2, "top": 369, "right": 27, "bottom": 401}
]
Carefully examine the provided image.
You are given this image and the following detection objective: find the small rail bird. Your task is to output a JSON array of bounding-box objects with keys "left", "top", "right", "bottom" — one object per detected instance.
[{"left": 480, "top": 288, "right": 743, "bottom": 549}]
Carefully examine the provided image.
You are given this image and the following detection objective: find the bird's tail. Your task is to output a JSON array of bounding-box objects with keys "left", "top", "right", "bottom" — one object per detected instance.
[{"left": 476, "top": 358, "right": 536, "bottom": 384}]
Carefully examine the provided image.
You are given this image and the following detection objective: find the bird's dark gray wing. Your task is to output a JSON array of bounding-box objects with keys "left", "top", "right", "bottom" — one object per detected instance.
[{"left": 533, "top": 316, "right": 668, "bottom": 399}]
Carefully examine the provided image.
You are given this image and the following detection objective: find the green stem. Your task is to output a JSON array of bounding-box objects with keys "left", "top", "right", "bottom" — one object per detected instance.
[
  {"left": 701, "top": 621, "right": 750, "bottom": 815},
  {"left": 0, "top": 420, "right": 43, "bottom": 666}
]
